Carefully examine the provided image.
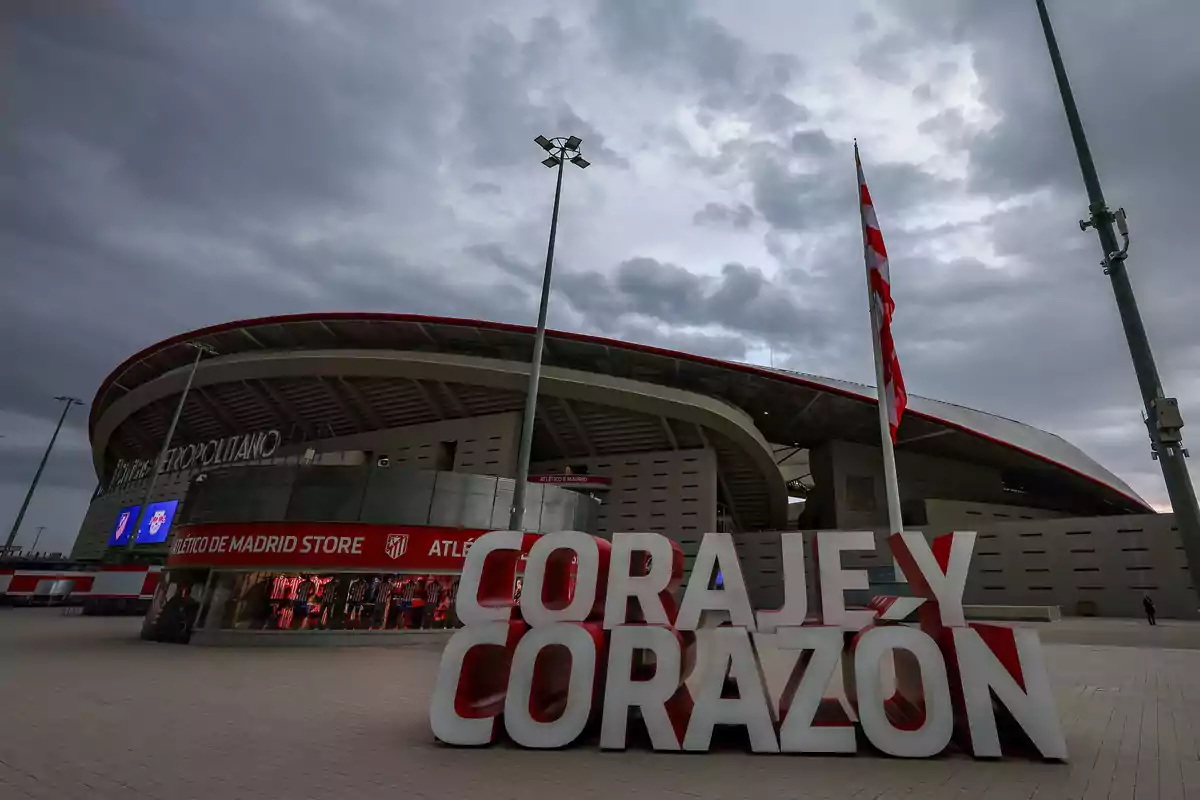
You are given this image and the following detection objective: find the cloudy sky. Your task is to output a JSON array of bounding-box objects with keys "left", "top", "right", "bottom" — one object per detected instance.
[{"left": 4, "top": 0, "right": 1198, "bottom": 554}]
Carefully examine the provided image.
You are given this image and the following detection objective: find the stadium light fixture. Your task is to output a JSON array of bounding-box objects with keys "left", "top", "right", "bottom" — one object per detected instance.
[{"left": 509, "top": 136, "right": 592, "bottom": 532}]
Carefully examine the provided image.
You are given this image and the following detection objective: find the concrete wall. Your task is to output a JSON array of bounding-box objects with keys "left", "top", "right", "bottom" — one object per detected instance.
[
  {"left": 965, "top": 514, "right": 1194, "bottom": 619},
  {"left": 923, "top": 498, "right": 1069, "bottom": 533},
  {"left": 727, "top": 513, "right": 1195, "bottom": 621},
  {"left": 73, "top": 413, "right": 521, "bottom": 561},
  {"left": 532, "top": 448, "right": 718, "bottom": 562},
  {"left": 277, "top": 413, "right": 521, "bottom": 478},
  {"left": 814, "top": 439, "right": 1011, "bottom": 531}
]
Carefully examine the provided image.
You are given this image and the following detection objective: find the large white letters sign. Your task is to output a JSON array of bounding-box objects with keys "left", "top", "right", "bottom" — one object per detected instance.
[{"left": 430, "top": 529, "right": 1067, "bottom": 760}]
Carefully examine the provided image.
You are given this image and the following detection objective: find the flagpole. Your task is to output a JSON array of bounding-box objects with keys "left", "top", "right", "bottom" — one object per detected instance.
[
  {"left": 856, "top": 142, "right": 905, "bottom": 537},
  {"left": 868, "top": 301, "right": 905, "bottom": 535}
]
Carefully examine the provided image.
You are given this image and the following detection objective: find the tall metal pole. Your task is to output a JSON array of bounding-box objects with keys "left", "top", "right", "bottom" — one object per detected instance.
[
  {"left": 1036, "top": 0, "right": 1200, "bottom": 600},
  {"left": 3, "top": 396, "right": 82, "bottom": 558},
  {"left": 509, "top": 152, "right": 567, "bottom": 532},
  {"left": 126, "top": 342, "right": 211, "bottom": 552}
]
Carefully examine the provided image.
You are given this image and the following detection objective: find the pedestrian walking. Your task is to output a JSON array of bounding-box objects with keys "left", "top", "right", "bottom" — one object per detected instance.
[{"left": 1143, "top": 594, "right": 1157, "bottom": 626}]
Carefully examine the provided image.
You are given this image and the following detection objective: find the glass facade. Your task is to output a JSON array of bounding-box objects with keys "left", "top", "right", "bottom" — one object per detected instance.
[
  {"left": 141, "top": 568, "right": 209, "bottom": 643},
  {"left": 179, "top": 464, "right": 599, "bottom": 533}
]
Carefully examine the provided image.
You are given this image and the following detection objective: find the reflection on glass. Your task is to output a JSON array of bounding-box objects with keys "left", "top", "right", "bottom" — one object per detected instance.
[{"left": 142, "top": 573, "right": 206, "bottom": 643}]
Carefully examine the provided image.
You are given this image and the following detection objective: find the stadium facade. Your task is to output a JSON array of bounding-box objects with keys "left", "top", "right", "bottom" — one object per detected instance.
[{"left": 73, "top": 313, "right": 1195, "bottom": 638}]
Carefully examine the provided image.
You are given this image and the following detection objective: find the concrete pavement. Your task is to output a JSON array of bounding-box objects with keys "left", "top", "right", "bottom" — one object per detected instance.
[{"left": 3, "top": 609, "right": 1200, "bottom": 799}]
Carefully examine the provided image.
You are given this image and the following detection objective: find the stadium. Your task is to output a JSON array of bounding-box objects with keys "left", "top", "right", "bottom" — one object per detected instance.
[{"left": 70, "top": 312, "right": 1193, "bottom": 640}]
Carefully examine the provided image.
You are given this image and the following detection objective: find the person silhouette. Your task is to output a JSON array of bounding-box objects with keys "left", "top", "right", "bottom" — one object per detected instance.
[{"left": 1142, "top": 594, "right": 1157, "bottom": 626}]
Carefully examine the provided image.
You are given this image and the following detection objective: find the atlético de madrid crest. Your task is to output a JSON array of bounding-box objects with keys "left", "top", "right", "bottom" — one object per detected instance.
[{"left": 385, "top": 533, "right": 409, "bottom": 560}]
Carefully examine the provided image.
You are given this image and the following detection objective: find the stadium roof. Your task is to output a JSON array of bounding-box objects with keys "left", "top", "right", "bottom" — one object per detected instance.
[{"left": 89, "top": 312, "right": 1152, "bottom": 519}]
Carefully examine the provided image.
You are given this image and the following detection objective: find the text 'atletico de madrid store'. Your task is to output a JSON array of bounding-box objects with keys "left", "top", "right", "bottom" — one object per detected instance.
[{"left": 144, "top": 522, "right": 541, "bottom": 645}]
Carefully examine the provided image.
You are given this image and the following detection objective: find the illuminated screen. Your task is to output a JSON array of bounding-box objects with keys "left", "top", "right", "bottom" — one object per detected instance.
[
  {"left": 134, "top": 500, "right": 179, "bottom": 545},
  {"left": 715, "top": 571, "right": 724, "bottom": 588},
  {"left": 106, "top": 505, "right": 141, "bottom": 546}
]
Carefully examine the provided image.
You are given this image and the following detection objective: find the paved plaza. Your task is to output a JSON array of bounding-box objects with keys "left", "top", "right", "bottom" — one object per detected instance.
[{"left": 3, "top": 610, "right": 1200, "bottom": 799}]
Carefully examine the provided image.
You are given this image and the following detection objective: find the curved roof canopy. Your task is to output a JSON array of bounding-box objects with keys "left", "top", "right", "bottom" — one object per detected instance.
[{"left": 89, "top": 312, "right": 1151, "bottom": 516}]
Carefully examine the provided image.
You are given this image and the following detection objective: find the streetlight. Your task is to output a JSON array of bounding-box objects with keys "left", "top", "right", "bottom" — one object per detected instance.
[
  {"left": 3, "top": 395, "right": 84, "bottom": 559},
  {"left": 125, "top": 341, "right": 216, "bottom": 553},
  {"left": 508, "top": 135, "right": 591, "bottom": 532},
  {"left": 1035, "top": 0, "right": 1200, "bottom": 600}
]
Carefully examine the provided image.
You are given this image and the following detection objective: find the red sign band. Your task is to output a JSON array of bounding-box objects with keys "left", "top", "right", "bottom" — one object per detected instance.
[{"left": 166, "top": 522, "right": 539, "bottom": 572}]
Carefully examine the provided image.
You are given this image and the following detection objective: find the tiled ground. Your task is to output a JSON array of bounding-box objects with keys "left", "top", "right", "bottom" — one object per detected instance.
[{"left": 3, "top": 609, "right": 1200, "bottom": 799}]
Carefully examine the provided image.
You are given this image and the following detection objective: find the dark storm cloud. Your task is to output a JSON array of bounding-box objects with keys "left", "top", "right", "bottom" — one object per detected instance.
[
  {"left": 600, "top": 319, "right": 750, "bottom": 363},
  {"left": 750, "top": 150, "right": 947, "bottom": 234},
  {"left": 456, "top": 18, "right": 625, "bottom": 170},
  {"left": 693, "top": 202, "right": 756, "bottom": 229},
  {"left": 852, "top": 11, "right": 877, "bottom": 33},
  {"left": 591, "top": 0, "right": 802, "bottom": 122},
  {"left": 756, "top": 93, "right": 812, "bottom": 132},
  {"left": 3, "top": 1, "right": 449, "bottom": 389},
  {"left": 890, "top": 0, "right": 1200, "bottom": 207},
  {"left": 0, "top": 0, "right": 559, "bottom": 532},
  {"left": 912, "top": 83, "right": 936, "bottom": 103},
  {"left": 2, "top": 1, "right": 592, "bottom": 407},
  {"left": 8, "top": 2, "right": 440, "bottom": 225},
  {"left": 7, "top": 0, "right": 1200, "bottom": 532},
  {"left": 791, "top": 130, "right": 838, "bottom": 159},
  {"left": 465, "top": 243, "right": 541, "bottom": 284},
  {"left": 592, "top": 0, "right": 749, "bottom": 90},
  {"left": 860, "top": 0, "right": 1200, "bottom": 509},
  {"left": 916, "top": 108, "right": 968, "bottom": 146},
  {"left": 557, "top": 257, "right": 825, "bottom": 349},
  {"left": 0, "top": 437, "right": 96, "bottom": 492},
  {"left": 855, "top": 28, "right": 921, "bottom": 85},
  {"left": 683, "top": 118, "right": 954, "bottom": 238},
  {"left": 245, "top": 235, "right": 543, "bottom": 326},
  {"left": 751, "top": 165, "right": 843, "bottom": 232}
]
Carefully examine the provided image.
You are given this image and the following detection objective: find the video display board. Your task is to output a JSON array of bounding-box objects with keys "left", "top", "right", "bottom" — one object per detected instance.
[
  {"left": 134, "top": 500, "right": 179, "bottom": 545},
  {"left": 106, "top": 505, "right": 141, "bottom": 546}
]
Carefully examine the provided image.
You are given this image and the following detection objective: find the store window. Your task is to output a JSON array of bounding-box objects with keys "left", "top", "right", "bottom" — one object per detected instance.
[{"left": 201, "top": 571, "right": 464, "bottom": 632}]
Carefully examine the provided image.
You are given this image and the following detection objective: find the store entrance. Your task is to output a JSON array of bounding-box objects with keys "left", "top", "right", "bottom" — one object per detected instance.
[
  {"left": 142, "top": 568, "right": 210, "bottom": 644},
  {"left": 200, "top": 570, "right": 461, "bottom": 632}
]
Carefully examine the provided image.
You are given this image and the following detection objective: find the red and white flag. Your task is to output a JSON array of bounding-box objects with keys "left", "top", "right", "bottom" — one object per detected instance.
[{"left": 856, "top": 143, "right": 907, "bottom": 443}]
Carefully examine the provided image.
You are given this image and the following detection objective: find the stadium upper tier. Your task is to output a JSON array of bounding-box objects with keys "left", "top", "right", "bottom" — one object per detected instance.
[{"left": 88, "top": 312, "right": 1150, "bottom": 528}]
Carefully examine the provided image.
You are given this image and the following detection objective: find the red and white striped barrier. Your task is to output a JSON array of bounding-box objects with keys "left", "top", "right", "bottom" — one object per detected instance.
[
  {"left": 0, "top": 565, "right": 161, "bottom": 600},
  {"left": 0, "top": 569, "right": 96, "bottom": 598},
  {"left": 76, "top": 565, "right": 162, "bottom": 600}
]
